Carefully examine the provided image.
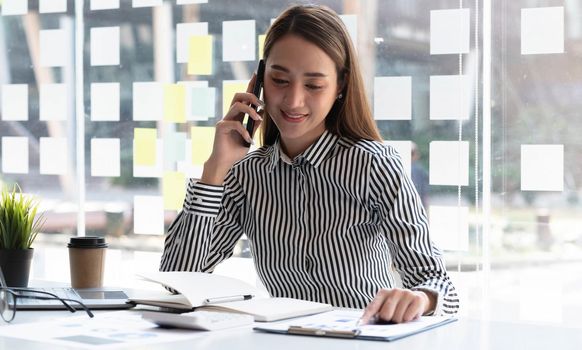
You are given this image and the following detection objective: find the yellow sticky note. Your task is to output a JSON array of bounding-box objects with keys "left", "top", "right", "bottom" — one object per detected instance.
[
  {"left": 222, "top": 80, "right": 248, "bottom": 117},
  {"left": 258, "top": 34, "right": 266, "bottom": 59},
  {"left": 134, "top": 128, "right": 157, "bottom": 166},
  {"left": 163, "top": 171, "right": 186, "bottom": 211},
  {"left": 190, "top": 126, "right": 215, "bottom": 166},
  {"left": 187, "top": 35, "right": 213, "bottom": 75},
  {"left": 164, "top": 84, "right": 186, "bottom": 123}
]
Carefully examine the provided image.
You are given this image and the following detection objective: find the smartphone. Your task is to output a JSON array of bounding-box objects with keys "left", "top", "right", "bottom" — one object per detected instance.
[{"left": 243, "top": 59, "right": 265, "bottom": 147}]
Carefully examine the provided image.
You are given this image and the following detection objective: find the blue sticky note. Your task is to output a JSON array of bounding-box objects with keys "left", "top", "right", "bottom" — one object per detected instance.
[{"left": 190, "top": 87, "right": 216, "bottom": 120}]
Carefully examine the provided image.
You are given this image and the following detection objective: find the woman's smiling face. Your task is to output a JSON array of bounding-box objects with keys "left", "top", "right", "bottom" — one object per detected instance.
[{"left": 264, "top": 34, "right": 340, "bottom": 157}]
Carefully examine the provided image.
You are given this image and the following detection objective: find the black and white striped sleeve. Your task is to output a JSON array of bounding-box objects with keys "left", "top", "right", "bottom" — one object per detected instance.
[
  {"left": 369, "top": 146, "right": 460, "bottom": 316},
  {"left": 159, "top": 171, "right": 245, "bottom": 273}
]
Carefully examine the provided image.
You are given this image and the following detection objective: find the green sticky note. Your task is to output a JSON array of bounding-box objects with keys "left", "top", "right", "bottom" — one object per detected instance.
[
  {"left": 134, "top": 128, "right": 157, "bottom": 166},
  {"left": 191, "top": 87, "right": 216, "bottom": 120},
  {"left": 163, "top": 130, "right": 186, "bottom": 170}
]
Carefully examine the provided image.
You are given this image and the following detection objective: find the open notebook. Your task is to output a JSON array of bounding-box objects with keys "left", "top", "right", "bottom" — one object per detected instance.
[{"left": 130, "top": 272, "right": 333, "bottom": 322}]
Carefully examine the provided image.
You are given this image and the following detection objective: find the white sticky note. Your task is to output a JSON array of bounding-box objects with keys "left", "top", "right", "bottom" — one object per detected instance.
[
  {"left": 177, "top": 140, "right": 203, "bottom": 179},
  {"left": 134, "top": 196, "right": 164, "bottom": 235},
  {"left": 222, "top": 20, "right": 256, "bottom": 62},
  {"left": 177, "top": 0, "right": 208, "bottom": 4},
  {"left": 430, "top": 75, "right": 471, "bottom": 120},
  {"left": 430, "top": 9, "right": 470, "bottom": 55},
  {"left": 40, "top": 29, "right": 69, "bottom": 67},
  {"left": 339, "top": 14, "right": 358, "bottom": 46},
  {"left": 91, "top": 27, "right": 120, "bottom": 66},
  {"left": 90, "top": 0, "right": 119, "bottom": 10},
  {"left": 429, "top": 141, "right": 469, "bottom": 186},
  {"left": 383, "top": 141, "right": 412, "bottom": 177},
  {"left": 40, "top": 137, "right": 68, "bottom": 175},
  {"left": 91, "top": 138, "right": 120, "bottom": 177},
  {"left": 1, "top": 84, "right": 28, "bottom": 121},
  {"left": 521, "top": 7, "right": 564, "bottom": 55},
  {"left": 90, "top": 83, "right": 119, "bottom": 121},
  {"left": 133, "top": 0, "right": 162, "bottom": 7},
  {"left": 39, "top": 0, "right": 67, "bottom": 13},
  {"left": 374, "top": 76, "right": 411, "bottom": 120},
  {"left": 189, "top": 87, "right": 216, "bottom": 121},
  {"left": 1, "top": 0, "right": 27, "bottom": 15},
  {"left": 176, "top": 22, "right": 208, "bottom": 63},
  {"left": 133, "top": 140, "right": 163, "bottom": 178},
  {"left": 429, "top": 205, "right": 469, "bottom": 251},
  {"left": 521, "top": 144, "right": 563, "bottom": 191},
  {"left": 40, "top": 83, "right": 68, "bottom": 121},
  {"left": 133, "top": 82, "right": 163, "bottom": 121},
  {"left": 1, "top": 137, "right": 28, "bottom": 174}
]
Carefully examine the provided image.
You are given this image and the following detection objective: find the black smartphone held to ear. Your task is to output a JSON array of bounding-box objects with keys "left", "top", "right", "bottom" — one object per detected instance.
[{"left": 243, "top": 59, "right": 265, "bottom": 147}]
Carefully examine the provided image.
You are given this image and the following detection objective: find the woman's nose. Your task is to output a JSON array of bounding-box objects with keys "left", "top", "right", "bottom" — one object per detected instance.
[{"left": 283, "top": 83, "right": 304, "bottom": 107}]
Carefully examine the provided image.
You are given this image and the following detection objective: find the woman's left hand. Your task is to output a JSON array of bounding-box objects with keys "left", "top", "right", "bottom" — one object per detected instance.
[{"left": 360, "top": 288, "right": 436, "bottom": 324}]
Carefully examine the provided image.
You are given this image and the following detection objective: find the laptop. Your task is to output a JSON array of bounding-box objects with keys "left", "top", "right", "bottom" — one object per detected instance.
[{"left": 0, "top": 267, "right": 133, "bottom": 310}]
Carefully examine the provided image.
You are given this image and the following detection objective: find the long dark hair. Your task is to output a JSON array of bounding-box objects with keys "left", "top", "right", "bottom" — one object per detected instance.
[{"left": 261, "top": 4, "right": 382, "bottom": 146}]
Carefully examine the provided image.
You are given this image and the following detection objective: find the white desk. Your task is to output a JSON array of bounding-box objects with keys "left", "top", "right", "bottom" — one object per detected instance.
[{"left": 1, "top": 309, "right": 581, "bottom": 350}]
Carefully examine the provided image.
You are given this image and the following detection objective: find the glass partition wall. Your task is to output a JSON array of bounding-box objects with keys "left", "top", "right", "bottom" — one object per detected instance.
[{"left": 1, "top": 0, "right": 580, "bottom": 325}]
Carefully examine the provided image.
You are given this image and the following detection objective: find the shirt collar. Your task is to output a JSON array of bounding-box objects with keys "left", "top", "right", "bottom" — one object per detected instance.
[{"left": 268, "top": 130, "right": 340, "bottom": 172}]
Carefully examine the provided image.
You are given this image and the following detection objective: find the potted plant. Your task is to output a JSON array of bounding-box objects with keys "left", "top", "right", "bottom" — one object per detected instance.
[{"left": 0, "top": 184, "right": 45, "bottom": 287}]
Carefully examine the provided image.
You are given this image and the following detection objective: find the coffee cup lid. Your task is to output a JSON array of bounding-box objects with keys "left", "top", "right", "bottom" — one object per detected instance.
[{"left": 68, "top": 237, "right": 108, "bottom": 248}]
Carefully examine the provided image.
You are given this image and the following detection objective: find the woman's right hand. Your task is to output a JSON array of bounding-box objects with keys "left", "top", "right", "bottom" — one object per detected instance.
[{"left": 201, "top": 74, "right": 264, "bottom": 185}]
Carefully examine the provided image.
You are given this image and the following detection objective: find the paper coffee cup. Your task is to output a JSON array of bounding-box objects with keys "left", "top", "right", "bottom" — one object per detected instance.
[{"left": 68, "top": 237, "right": 107, "bottom": 289}]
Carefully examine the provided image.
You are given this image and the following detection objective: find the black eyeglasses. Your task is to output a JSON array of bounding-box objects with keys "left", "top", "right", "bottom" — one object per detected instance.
[{"left": 0, "top": 287, "right": 94, "bottom": 322}]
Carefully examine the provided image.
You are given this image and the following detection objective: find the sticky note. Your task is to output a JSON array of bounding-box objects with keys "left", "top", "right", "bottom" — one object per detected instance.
[
  {"left": 429, "top": 205, "right": 469, "bottom": 251},
  {"left": 133, "top": 196, "right": 164, "bottom": 235},
  {"left": 176, "top": 22, "right": 208, "bottom": 63},
  {"left": 133, "top": 82, "right": 163, "bottom": 121},
  {"left": 134, "top": 128, "right": 158, "bottom": 166},
  {"left": 91, "top": 83, "right": 120, "bottom": 121},
  {"left": 40, "top": 29, "right": 68, "bottom": 67},
  {"left": 430, "top": 9, "right": 470, "bottom": 55},
  {"left": 521, "top": 144, "right": 563, "bottom": 191},
  {"left": 1, "top": 84, "right": 28, "bottom": 121},
  {"left": 222, "top": 80, "right": 247, "bottom": 116},
  {"left": 187, "top": 35, "right": 213, "bottom": 75},
  {"left": 133, "top": 139, "right": 163, "bottom": 178},
  {"left": 164, "top": 84, "right": 186, "bottom": 123},
  {"left": 91, "top": 26, "right": 120, "bottom": 66},
  {"left": 190, "top": 127, "right": 214, "bottom": 165},
  {"left": 429, "top": 141, "right": 469, "bottom": 186},
  {"left": 39, "top": 0, "right": 66, "bottom": 13},
  {"left": 1, "top": 0, "right": 27, "bottom": 15},
  {"left": 132, "top": 0, "right": 162, "bottom": 7},
  {"left": 430, "top": 75, "right": 470, "bottom": 120},
  {"left": 91, "top": 138, "right": 120, "bottom": 177},
  {"left": 222, "top": 20, "right": 256, "bottom": 62},
  {"left": 258, "top": 34, "right": 266, "bottom": 59},
  {"left": 40, "top": 83, "right": 68, "bottom": 121},
  {"left": 339, "top": 14, "right": 358, "bottom": 46},
  {"left": 40, "top": 137, "right": 68, "bottom": 175},
  {"left": 521, "top": 7, "right": 564, "bottom": 55},
  {"left": 163, "top": 172, "right": 186, "bottom": 211},
  {"left": 177, "top": 0, "right": 208, "bottom": 4},
  {"left": 383, "top": 141, "right": 412, "bottom": 176},
  {"left": 90, "top": 0, "right": 119, "bottom": 10},
  {"left": 374, "top": 76, "right": 411, "bottom": 120},
  {"left": 1, "top": 137, "right": 28, "bottom": 174},
  {"left": 163, "top": 130, "right": 187, "bottom": 169},
  {"left": 189, "top": 87, "right": 216, "bottom": 121}
]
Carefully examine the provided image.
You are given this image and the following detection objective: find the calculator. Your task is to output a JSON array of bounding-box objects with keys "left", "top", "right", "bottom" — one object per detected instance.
[{"left": 141, "top": 310, "right": 254, "bottom": 331}]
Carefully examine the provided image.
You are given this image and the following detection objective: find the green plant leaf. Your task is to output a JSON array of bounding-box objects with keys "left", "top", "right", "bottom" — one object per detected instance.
[{"left": 0, "top": 184, "right": 45, "bottom": 249}]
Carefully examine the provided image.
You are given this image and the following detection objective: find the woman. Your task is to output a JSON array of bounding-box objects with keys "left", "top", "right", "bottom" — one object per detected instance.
[{"left": 161, "top": 4, "right": 459, "bottom": 324}]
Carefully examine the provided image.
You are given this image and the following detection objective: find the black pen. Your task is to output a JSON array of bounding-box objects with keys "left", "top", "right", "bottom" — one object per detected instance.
[{"left": 203, "top": 294, "right": 254, "bottom": 305}]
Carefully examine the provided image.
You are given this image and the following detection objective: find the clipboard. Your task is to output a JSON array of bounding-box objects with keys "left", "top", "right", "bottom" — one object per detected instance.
[{"left": 253, "top": 310, "right": 457, "bottom": 342}]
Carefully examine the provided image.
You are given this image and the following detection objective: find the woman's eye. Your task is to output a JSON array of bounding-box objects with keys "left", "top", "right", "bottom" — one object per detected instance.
[
  {"left": 272, "top": 78, "right": 288, "bottom": 85},
  {"left": 306, "top": 84, "right": 322, "bottom": 90}
]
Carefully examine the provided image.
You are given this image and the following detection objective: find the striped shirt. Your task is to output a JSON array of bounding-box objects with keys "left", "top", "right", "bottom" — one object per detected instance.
[{"left": 160, "top": 130, "right": 459, "bottom": 315}]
